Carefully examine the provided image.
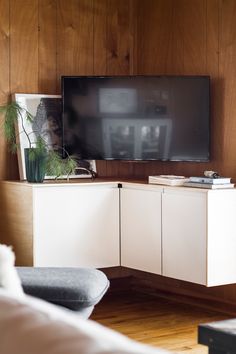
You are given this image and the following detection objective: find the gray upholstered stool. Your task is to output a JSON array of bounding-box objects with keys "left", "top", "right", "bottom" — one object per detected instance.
[{"left": 17, "top": 267, "right": 110, "bottom": 319}]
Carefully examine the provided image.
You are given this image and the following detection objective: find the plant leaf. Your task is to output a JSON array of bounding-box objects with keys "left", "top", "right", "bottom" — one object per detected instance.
[{"left": 45, "top": 150, "right": 77, "bottom": 178}]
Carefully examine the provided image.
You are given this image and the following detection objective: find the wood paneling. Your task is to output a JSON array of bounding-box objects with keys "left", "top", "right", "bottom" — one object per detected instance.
[
  {"left": 7, "top": 0, "right": 39, "bottom": 180},
  {"left": 137, "top": 0, "right": 173, "bottom": 75},
  {"left": 0, "top": 0, "right": 9, "bottom": 103},
  {"left": 39, "top": 0, "right": 57, "bottom": 94},
  {"left": 0, "top": 0, "right": 232, "bottom": 181},
  {"left": 219, "top": 0, "right": 236, "bottom": 178},
  {"left": 57, "top": 0, "right": 94, "bottom": 86},
  {"left": 105, "top": 0, "right": 136, "bottom": 178},
  {"left": 10, "top": 0, "right": 38, "bottom": 93},
  {"left": 0, "top": 0, "right": 10, "bottom": 180},
  {"left": 93, "top": 0, "right": 107, "bottom": 75},
  {"left": 176, "top": 0, "right": 207, "bottom": 75},
  {"left": 206, "top": 0, "right": 221, "bottom": 169},
  {"left": 93, "top": 0, "right": 107, "bottom": 176},
  {"left": 0, "top": 0, "right": 236, "bottom": 180},
  {"left": 106, "top": 0, "right": 133, "bottom": 76},
  {"left": 0, "top": 183, "right": 33, "bottom": 266}
]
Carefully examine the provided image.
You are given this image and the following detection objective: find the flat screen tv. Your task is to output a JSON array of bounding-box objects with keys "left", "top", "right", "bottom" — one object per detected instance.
[{"left": 62, "top": 76, "right": 210, "bottom": 161}]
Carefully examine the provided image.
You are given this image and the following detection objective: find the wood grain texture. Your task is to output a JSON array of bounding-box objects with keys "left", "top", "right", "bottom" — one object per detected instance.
[
  {"left": 92, "top": 289, "right": 230, "bottom": 354},
  {"left": 106, "top": 0, "right": 133, "bottom": 76},
  {"left": 39, "top": 0, "right": 57, "bottom": 94},
  {"left": 93, "top": 0, "right": 107, "bottom": 177},
  {"left": 129, "top": 0, "right": 138, "bottom": 76},
  {"left": 219, "top": 0, "right": 236, "bottom": 178},
  {"left": 105, "top": 0, "right": 136, "bottom": 177},
  {"left": 206, "top": 0, "right": 221, "bottom": 170},
  {"left": 0, "top": 0, "right": 9, "bottom": 102},
  {"left": 137, "top": 0, "right": 173, "bottom": 75},
  {"left": 0, "top": 183, "right": 33, "bottom": 265},
  {"left": 0, "top": 0, "right": 236, "bottom": 181},
  {"left": 174, "top": 0, "right": 207, "bottom": 75},
  {"left": 10, "top": 0, "right": 38, "bottom": 93},
  {"left": 93, "top": 0, "right": 107, "bottom": 75},
  {"left": 0, "top": 0, "right": 10, "bottom": 180},
  {"left": 207, "top": 0, "right": 219, "bottom": 76},
  {"left": 57, "top": 0, "right": 94, "bottom": 90},
  {"left": 8, "top": 0, "right": 38, "bottom": 180}
]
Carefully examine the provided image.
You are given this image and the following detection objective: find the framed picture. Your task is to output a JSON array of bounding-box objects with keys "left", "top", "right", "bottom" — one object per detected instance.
[{"left": 13, "top": 93, "right": 96, "bottom": 180}]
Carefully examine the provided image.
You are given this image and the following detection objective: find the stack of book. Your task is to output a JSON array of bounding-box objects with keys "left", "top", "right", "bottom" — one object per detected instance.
[
  {"left": 148, "top": 175, "right": 189, "bottom": 186},
  {"left": 183, "top": 176, "right": 234, "bottom": 189}
]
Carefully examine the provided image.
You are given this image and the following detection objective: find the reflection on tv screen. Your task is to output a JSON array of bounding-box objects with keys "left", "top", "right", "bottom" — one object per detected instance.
[{"left": 62, "top": 76, "right": 210, "bottom": 161}]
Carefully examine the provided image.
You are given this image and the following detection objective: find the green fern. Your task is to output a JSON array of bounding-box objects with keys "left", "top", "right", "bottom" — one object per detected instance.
[
  {"left": 0, "top": 102, "right": 19, "bottom": 145},
  {"left": 0, "top": 101, "right": 77, "bottom": 180},
  {"left": 46, "top": 150, "right": 77, "bottom": 178}
]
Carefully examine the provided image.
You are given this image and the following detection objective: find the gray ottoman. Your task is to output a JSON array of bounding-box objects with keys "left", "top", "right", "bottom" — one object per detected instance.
[{"left": 17, "top": 267, "right": 110, "bottom": 319}]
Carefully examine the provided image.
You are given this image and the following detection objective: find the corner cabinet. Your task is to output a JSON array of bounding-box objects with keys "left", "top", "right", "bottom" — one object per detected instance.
[
  {"left": 1, "top": 180, "right": 236, "bottom": 287},
  {"left": 120, "top": 184, "right": 162, "bottom": 274}
]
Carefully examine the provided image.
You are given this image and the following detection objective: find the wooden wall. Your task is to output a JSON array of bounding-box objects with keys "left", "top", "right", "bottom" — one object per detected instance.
[{"left": 0, "top": 0, "right": 236, "bottom": 180}]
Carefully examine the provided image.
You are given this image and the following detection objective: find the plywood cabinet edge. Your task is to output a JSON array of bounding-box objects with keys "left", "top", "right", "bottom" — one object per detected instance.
[{"left": 0, "top": 183, "right": 33, "bottom": 266}]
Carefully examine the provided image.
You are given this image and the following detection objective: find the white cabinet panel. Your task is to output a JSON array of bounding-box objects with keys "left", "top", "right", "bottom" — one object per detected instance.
[
  {"left": 207, "top": 190, "right": 236, "bottom": 286},
  {"left": 121, "top": 187, "right": 162, "bottom": 274},
  {"left": 33, "top": 185, "right": 119, "bottom": 267},
  {"left": 162, "top": 189, "right": 207, "bottom": 285}
]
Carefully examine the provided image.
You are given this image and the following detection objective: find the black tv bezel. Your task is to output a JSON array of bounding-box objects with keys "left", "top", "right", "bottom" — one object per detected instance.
[{"left": 62, "top": 75, "right": 211, "bottom": 162}]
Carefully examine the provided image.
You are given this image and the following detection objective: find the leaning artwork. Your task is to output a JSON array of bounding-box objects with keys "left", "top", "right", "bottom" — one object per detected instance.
[{"left": 13, "top": 93, "right": 96, "bottom": 180}]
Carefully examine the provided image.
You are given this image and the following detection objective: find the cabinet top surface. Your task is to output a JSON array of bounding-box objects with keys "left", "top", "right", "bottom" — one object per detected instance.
[
  {"left": 0, "top": 178, "right": 144, "bottom": 187},
  {"left": 1, "top": 178, "right": 236, "bottom": 193}
]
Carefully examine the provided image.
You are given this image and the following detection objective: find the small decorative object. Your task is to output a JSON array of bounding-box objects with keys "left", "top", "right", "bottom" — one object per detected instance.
[
  {"left": 0, "top": 98, "right": 77, "bottom": 182},
  {"left": 0, "top": 244, "right": 24, "bottom": 297},
  {"left": 204, "top": 170, "right": 219, "bottom": 178}
]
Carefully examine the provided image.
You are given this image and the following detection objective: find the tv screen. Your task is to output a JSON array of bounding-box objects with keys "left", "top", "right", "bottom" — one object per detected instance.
[{"left": 62, "top": 76, "right": 210, "bottom": 161}]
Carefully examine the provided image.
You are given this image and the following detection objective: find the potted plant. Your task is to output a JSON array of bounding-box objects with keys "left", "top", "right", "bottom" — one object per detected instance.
[{"left": 0, "top": 101, "right": 77, "bottom": 182}]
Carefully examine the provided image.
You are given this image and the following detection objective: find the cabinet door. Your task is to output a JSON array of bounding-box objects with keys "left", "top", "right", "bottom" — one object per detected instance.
[
  {"left": 162, "top": 189, "right": 207, "bottom": 285},
  {"left": 33, "top": 185, "right": 119, "bottom": 267},
  {"left": 207, "top": 190, "right": 236, "bottom": 286},
  {"left": 121, "top": 187, "right": 162, "bottom": 274}
]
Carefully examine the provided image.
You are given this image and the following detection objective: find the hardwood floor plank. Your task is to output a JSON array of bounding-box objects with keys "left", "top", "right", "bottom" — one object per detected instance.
[{"left": 91, "top": 290, "right": 231, "bottom": 354}]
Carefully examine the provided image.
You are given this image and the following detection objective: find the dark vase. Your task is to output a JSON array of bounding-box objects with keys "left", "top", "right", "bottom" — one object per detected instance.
[{"left": 24, "top": 148, "right": 46, "bottom": 183}]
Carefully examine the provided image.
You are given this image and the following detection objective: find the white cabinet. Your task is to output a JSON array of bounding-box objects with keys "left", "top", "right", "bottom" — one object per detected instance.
[
  {"left": 162, "top": 188, "right": 236, "bottom": 286},
  {"left": 121, "top": 185, "right": 162, "bottom": 274},
  {"left": 33, "top": 184, "right": 119, "bottom": 268},
  {"left": 1, "top": 180, "right": 236, "bottom": 287}
]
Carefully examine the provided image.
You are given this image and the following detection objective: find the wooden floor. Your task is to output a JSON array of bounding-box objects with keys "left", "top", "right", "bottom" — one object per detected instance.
[{"left": 91, "top": 290, "right": 232, "bottom": 354}]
